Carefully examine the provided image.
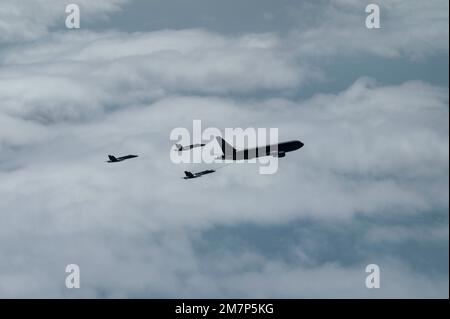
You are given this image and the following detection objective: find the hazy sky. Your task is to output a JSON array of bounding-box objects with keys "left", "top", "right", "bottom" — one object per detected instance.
[{"left": 0, "top": 0, "right": 448, "bottom": 298}]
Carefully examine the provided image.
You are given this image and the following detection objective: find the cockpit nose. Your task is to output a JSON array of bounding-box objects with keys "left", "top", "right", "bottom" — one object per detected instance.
[
  {"left": 294, "top": 140, "right": 304, "bottom": 149},
  {"left": 289, "top": 140, "right": 304, "bottom": 151}
]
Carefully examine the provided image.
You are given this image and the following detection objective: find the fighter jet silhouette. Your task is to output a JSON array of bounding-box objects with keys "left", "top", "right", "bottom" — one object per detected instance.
[
  {"left": 107, "top": 155, "right": 138, "bottom": 163},
  {"left": 183, "top": 170, "right": 215, "bottom": 179},
  {"left": 175, "top": 143, "right": 206, "bottom": 152}
]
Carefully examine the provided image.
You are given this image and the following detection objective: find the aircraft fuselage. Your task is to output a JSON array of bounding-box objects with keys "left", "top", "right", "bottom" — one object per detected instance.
[
  {"left": 221, "top": 140, "right": 303, "bottom": 160},
  {"left": 183, "top": 169, "right": 216, "bottom": 179},
  {"left": 107, "top": 155, "right": 138, "bottom": 163}
]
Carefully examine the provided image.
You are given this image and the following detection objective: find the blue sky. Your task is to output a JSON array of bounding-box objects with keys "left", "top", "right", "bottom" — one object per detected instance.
[{"left": 0, "top": 0, "right": 448, "bottom": 298}]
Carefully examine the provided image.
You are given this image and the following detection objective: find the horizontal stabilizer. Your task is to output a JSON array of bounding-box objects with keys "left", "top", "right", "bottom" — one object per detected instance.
[{"left": 184, "top": 171, "right": 194, "bottom": 178}]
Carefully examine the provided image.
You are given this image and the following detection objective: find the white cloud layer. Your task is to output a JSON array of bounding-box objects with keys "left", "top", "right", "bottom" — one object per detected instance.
[
  {"left": 0, "top": 0, "right": 128, "bottom": 44},
  {"left": 0, "top": 0, "right": 448, "bottom": 298},
  {"left": 1, "top": 77, "right": 448, "bottom": 297},
  {"left": 288, "top": 0, "right": 449, "bottom": 59}
]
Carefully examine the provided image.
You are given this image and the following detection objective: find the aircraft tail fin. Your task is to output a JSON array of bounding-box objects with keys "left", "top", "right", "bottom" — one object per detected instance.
[
  {"left": 184, "top": 171, "right": 194, "bottom": 178},
  {"left": 216, "top": 136, "right": 236, "bottom": 158},
  {"left": 108, "top": 155, "right": 117, "bottom": 162}
]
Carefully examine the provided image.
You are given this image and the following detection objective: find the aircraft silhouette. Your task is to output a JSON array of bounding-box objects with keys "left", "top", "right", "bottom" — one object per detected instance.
[
  {"left": 107, "top": 155, "right": 138, "bottom": 163},
  {"left": 175, "top": 143, "right": 206, "bottom": 152},
  {"left": 216, "top": 136, "right": 303, "bottom": 160},
  {"left": 183, "top": 170, "right": 215, "bottom": 179}
]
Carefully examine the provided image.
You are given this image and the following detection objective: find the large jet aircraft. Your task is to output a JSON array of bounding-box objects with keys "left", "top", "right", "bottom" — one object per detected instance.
[
  {"left": 183, "top": 169, "right": 215, "bottom": 179},
  {"left": 216, "top": 136, "right": 303, "bottom": 160},
  {"left": 107, "top": 154, "right": 138, "bottom": 163}
]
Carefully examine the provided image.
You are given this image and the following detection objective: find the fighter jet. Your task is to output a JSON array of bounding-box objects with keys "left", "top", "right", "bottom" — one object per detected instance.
[
  {"left": 175, "top": 143, "right": 206, "bottom": 152},
  {"left": 183, "top": 169, "right": 216, "bottom": 179},
  {"left": 216, "top": 136, "right": 303, "bottom": 160},
  {"left": 107, "top": 154, "right": 138, "bottom": 163}
]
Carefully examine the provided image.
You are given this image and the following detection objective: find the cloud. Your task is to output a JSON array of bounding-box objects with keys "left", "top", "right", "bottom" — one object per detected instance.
[
  {"left": 0, "top": 29, "right": 318, "bottom": 125},
  {"left": 0, "top": 0, "right": 447, "bottom": 127},
  {"left": 205, "top": 258, "right": 448, "bottom": 298},
  {"left": 1, "top": 79, "right": 448, "bottom": 220},
  {"left": 0, "top": 0, "right": 448, "bottom": 298},
  {"left": 0, "top": 78, "right": 448, "bottom": 297},
  {"left": 0, "top": 0, "right": 128, "bottom": 44},
  {"left": 365, "top": 225, "right": 449, "bottom": 244},
  {"left": 287, "top": 0, "right": 449, "bottom": 59}
]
